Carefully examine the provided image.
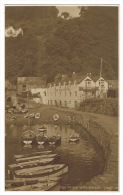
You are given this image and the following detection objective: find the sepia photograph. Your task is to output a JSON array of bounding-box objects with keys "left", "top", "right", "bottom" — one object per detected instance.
[{"left": 4, "top": 4, "right": 119, "bottom": 192}]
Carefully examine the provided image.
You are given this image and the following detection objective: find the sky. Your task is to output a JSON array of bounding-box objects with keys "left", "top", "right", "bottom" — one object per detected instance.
[{"left": 57, "top": 6, "right": 81, "bottom": 18}]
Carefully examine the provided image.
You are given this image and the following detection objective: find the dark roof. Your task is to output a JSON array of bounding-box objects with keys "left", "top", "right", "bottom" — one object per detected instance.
[{"left": 47, "top": 74, "right": 108, "bottom": 86}]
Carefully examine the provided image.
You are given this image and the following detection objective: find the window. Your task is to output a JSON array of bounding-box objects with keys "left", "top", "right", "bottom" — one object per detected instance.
[
  {"left": 51, "top": 100, "right": 52, "bottom": 105},
  {"left": 74, "top": 101, "right": 77, "bottom": 108},
  {"left": 22, "top": 85, "right": 26, "bottom": 91},
  {"left": 88, "top": 81, "right": 91, "bottom": 87},
  {"left": 65, "top": 101, "right": 67, "bottom": 107},
  {"left": 55, "top": 100, "right": 57, "bottom": 106},
  {"left": 65, "top": 92, "right": 66, "bottom": 96},
  {"left": 75, "top": 91, "right": 77, "bottom": 96},
  {"left": 60, "top": 100, "right": 62, "bottom": 106},
  {"left": 48, "top": 100, "right": 49, "bottom": 105},
  {"left": 70, "top": 92, "right": 71, "bottom": 96}
]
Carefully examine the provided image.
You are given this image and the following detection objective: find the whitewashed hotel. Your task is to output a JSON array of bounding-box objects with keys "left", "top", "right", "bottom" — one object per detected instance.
[{"left": 45, "top": 73, "right": 109, "bottom": 108}]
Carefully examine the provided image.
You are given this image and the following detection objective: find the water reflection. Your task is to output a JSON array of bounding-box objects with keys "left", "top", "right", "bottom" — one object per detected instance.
[{"left": 5, "top": 123, "right": 105, "bottom": 185}]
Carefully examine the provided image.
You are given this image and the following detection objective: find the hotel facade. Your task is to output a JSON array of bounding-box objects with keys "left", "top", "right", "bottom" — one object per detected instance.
[{"left": 45, "top": 74, "right": 109, "bottom": 108}]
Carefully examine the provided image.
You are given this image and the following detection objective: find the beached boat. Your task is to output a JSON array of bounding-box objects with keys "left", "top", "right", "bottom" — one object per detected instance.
[
  {"left": 36, "top": 133, "right": 48, "bottom": 145},
  {"left": 35, "top": 112, "right": 40, "bottom": 119},
  {"left": 5, "top": 181, "right": 60, "bottom": 191},
  {"left": 29, "top": 113, "right": 35, "bottom": 118},
  {"left": 14, "top": 151, "right": 52, "bottom": 159},
  {"left": 24, "top": 113, "right": 29, "bottom": 118},
  {"left": 38, "top": 125, "right": 47, "bottom": 132},
  {"left": 16, "top": 154, "right": 59, "bottom": 163},
  {"left": 48, "top": 133, "right": 61, "bottom": 145},
  {"left": 21, "top": 130, "right": 36, "bottom": 145},
  {"left": 69, "top": 133, "right": 80, "bottom": 142},
  {"left": 21, "top": 109, "right": 28, "bottom": 114},
  {"left": 53, "top": 114, "right": 59, "bottom": 121},
  {"left": 5, "top": 177, "right": 61, "bottom": 188},
  {"left": 11, "top": 116, "right": 16, "bottom": 121},
  {"left": 13, "top": 164, "right": 68, "bottom": 179},
  {"left": 8, "top": 157, "right": 58, "bottom": 171}
]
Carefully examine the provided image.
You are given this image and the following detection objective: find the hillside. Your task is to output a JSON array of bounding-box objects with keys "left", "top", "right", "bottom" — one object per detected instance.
[{"left": 5, "top": 6, "right": 118, "bottom": 84}]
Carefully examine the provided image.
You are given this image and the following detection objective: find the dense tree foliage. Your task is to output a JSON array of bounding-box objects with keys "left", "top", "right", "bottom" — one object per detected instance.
[{"left": 5, "top": 6, "right": 118, "bottom": 83}]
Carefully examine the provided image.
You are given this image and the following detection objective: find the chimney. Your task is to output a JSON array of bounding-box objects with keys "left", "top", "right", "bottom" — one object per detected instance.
[
  {"left": 89, "top": 73, "right": 92, "bottom": 77},
  {"left": 72, "top": 72, "right": 76, "bottom": 80}
]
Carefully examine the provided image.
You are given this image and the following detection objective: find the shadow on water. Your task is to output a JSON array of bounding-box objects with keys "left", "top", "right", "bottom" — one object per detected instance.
[{"left": 5, "top": 121, "right": 105, "bottom": 185}]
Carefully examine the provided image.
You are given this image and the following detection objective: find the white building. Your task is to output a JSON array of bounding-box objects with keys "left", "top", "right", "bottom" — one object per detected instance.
[{"left": 45, "top": 73, "right": 109, "bottom": 108}]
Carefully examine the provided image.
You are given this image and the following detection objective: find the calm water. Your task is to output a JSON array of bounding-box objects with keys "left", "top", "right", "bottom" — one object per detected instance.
[{"left": 5, "top": 122, "right": 105, "bottom": 185}]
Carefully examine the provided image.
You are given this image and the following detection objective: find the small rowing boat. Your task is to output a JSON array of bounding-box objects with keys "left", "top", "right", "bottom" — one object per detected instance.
[
  {"left": 53, "top": 114, "right": 59, "bottom": 121},
  {"left": 69, "top": 133, "right": 80, "bottom": 142},
  {"left": 5, "top": 177, "right": 61, "bottom": 189},
  {"left": 16, "top": 154, "right": 59, "bottom": 163},
  {"left": 29, "top": 113, "right": 35, "bottom": 118},
  {"left": 8, "top": 157, "right": 57, "bottom": 171},
  {"left": 21, "top": 130, "right": 36, "bottom": 145},
  {"left": 6, "top": 181, "right": 60, "bottom": 191},
  {"left": 36, "top": 133, "right": 48, "bottom": 145},
  {"left": 14, "top": 151, "right": 52, "bottom": 159},
  {"left": 24, "top": 113, "right": 29, "bottom": 118},
  {"left": 48, "top": 133, "right": 61, "bottom": 145},
  {"left": 35, "top": 112, "right": 40, "bottom": 119},
  {"left": 13, "top": 164, "right": 68, "bottom": 179},
  {"left": 38, "top": 125, "right": 47, "bottom": 132}
]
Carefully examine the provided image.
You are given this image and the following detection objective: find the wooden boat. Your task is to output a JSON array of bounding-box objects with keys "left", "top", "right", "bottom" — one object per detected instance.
[
  {"left": 48, "top": 133, "right": 61, "bottom": 145},
  {"left": 38, "top": 125, "right": 47, "bottom": 132},
  {"left": 5, "top": 177, "right": 61, "bottom": 188},
  {"left": 53, "top": 114, "right": 59, "bottom": 121},
  {"left": 21, "top": 130, "right": 36, "bottom": 145},
  {"left": 24, "top": 113, "right": 29, "bottom": 118},
  {"left": 69, "top": 133, "right": 80, "bottom": 142},
  {"left": 14, "top": 164, "right": 68, "bottom": 179},
  {"left": 8, "top": 157, "right": 57, "bottom": 171},
  {"left": 35, "top": 112, "right": 40, "bottom": 119},
  {"left": 29, "top": 113, "right": 35, "bottom": 118},
  {"left": 6, "top": 181, "right": 60, "bottom": 191},
  {"left": 21, "top": 109, "right": 28, "bottom": 114},
  {"left": 16, "top": 154, "right": 59, "bottom": 163},
  {"left": 36, "top": 133, "right": 48, "bottom": 145},
  {"left": 11, "top": 116, "right": 16, "bottom": 121},
  {"left": 14, "top": 151, "right": 52, "bottom": 159}
]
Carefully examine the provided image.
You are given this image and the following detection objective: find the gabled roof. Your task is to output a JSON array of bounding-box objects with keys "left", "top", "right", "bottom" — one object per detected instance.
[{"left": 93, "top": 76, "right": 107, "bottom": 82}]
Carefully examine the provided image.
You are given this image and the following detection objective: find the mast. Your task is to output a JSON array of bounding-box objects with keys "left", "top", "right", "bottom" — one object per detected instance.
[
  {"left": 100, "top": 58, "right": 102, "bottom": 78},
  {"left": 99, "top": 58, "right": 103, "bottom": 94}
]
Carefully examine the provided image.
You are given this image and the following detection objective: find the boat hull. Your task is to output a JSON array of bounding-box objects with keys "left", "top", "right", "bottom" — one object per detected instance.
[
  {"left": 6, "top": 181, "right": 60, "bottom": 191},
  {"left": 14, "top": 165, "right": 68, "bottom": 179},
  {"left": 14, "top": 151, "right": 52, "bottom": 159},
  {"left": 16, "top": 154, "right": 59, "bottom": 163},
  {"left": 9, "top": 157, "right": 58, "bottom": 171},
  {"left": 69, "top": 138, "right": 80, "bottom": 142},
  {"left": 21, "top": 130, "right": 36, "bottom": 145}
]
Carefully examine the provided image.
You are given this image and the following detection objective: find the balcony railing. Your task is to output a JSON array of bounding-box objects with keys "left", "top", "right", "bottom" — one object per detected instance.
[{"left": 79, "top": 87, "right": 98, "bottom": 91}]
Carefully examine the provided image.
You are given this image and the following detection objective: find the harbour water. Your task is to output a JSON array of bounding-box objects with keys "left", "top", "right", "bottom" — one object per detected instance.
[{"left": 5, "top": 122, "right": 105, "bottom": 186}]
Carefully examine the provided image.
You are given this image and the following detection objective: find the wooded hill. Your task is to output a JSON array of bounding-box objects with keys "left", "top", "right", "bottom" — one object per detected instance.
[{"left": 5, "top": 6, "right": 118, "bottom": 84}]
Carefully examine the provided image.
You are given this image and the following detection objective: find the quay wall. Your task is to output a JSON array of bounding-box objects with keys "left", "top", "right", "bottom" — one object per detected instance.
[{"left": 50, "top": 107, "right": 118, "bottom": 191}]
